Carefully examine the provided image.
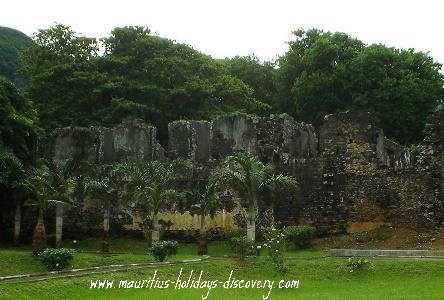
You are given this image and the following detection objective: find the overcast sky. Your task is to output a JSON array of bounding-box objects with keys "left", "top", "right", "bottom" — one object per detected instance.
[{"left": 2, "top": 0, "right": 444, "bottom": 67}]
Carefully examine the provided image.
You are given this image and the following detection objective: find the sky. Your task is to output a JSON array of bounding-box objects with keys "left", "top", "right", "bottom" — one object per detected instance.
[{"left": 2, "top": 0, "right": 444, "bottom": 66}]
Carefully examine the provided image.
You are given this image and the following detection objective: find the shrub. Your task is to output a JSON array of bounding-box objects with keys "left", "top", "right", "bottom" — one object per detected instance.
[
  {"left": 284, "top": 225, "right": 316, "bottom": 249},
  {"left": 346, "top": 257, "right": 370, "bottom": 273},
  {"left": 224, "top": 229, "right": 245, "bottom": 241},
  {"left": 39, "top": 248, "right": 75, "bottom": 271},
  {"left": 150, "top": 240, "right": 179, "bottom": 262},
  {"left": 263, "top": 227, "right": 288, "bottom": 275},
  {"left": 224, "top": 229, "right": 246, "bottom": 249},
  {"left": 230, "top": 236, "right": 254, "bottom": 259}
]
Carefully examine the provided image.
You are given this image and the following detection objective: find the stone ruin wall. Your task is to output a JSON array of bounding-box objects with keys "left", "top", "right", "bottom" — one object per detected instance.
[{"left": 45, "top": 111, "right": 444, "bottom": 236}]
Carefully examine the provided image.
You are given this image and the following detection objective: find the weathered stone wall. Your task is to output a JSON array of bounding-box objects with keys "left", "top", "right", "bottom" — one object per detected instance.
[
  {"left": 210, "top": 113, "right": 259, "bottom": 158},
  {"left": 46, "top": 111, "right": 444, "bottom": 235},
  {"left": 47, "top": 119, "right": 165, "bottom": 163},
  {"left": 319, "top": 111, "right": 442, "bottom": 233}
]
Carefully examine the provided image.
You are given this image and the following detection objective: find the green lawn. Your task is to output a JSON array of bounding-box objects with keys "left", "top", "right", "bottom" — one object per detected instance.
[
  {"left": 1, "top": 256, "right": 443, "bottom": 299},
  {"left": 0, "top": 239, "right": 324, "bottom": 277},
  {"left": 1, "top": 239, "right": 441, "bottom": 299}
]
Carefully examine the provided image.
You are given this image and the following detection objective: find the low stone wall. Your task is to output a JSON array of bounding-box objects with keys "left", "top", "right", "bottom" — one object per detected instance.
[{"left": 330, "top": 249, "right": 444, "bottom": 257}]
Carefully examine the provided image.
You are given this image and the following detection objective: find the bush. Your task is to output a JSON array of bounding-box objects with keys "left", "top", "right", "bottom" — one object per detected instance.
[
  {"left": 224, "top": 229, "right": 246, "bottom": 249},
  {"left": 224, "top": 229, "right": 245, "bottom": 241},
  {"left": 284, "top": 225, "right": 316, "bottom": 249},
  {"left": 230, "top": 236, "right": 254, "bottom": 259},
  {"left": 149, "top": 240, "right": 179, "bottom": 262},
  {"left": 39, "top": 248, "right": 75, "bottom": 271},
  {"left": 346, "top": 257, "right": 370, "bottom": 273}
]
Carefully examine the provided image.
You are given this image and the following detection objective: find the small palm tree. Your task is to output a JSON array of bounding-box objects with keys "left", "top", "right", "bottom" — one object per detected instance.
[
  {"left": 117, "top": 160, "right": 188, "bottom": 246},
  {"left": 214, "top": 153, "right": 298, "bottom": 241},
  {"left": 26, "top": 162, "right": 75, "bottom": 253},
  {"left": 186, "top": 180, "right": 223, "bottom": 255},
  {"left": 0, "top": 148, "right": 28, "bottom": 245},
  {"left": 41, "top": 159, "right": 81, "bottom": 247},
  {"left": 83, "top": 165, "right": 120, "bottom": 253}
]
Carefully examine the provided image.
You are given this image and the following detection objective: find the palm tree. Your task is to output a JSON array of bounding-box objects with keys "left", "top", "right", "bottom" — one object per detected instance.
[
  {"left": 118, "top": 160, "right": 188, "bottom": 246},
  {"left": 25, "top": 165, "right": 71, "bottom": 253},
  {"left": 0, "top": 148, "right": 27, "bottom": 245},
  {"left": 42, "top": 159, "right": 81, "bottom": 248},
  {"left": 214, "top": 153, "right": 298, "bottom": 241},
  {"left": 186, "top": 180, "right": 223, "bottom": 255},
  {"left": 82, "top": 165, "right": 120, "bottom": 253}
]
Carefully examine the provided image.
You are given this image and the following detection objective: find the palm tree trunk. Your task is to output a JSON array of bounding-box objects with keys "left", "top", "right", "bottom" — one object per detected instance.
[
  {"left": 32, "top": 208, "right": 47, "bottom": 254},
  {"left": 246, "top": 204, "right": 256, "bottom": 241},
  {"left": 55, "top": 204, "right": 63, "bottom": 248},
  {"left": 14, "top": 204, "right": 21, "bottom": 246},
  {"left": 151, "top": 213, "right": 160, "bottom": 244},
  {"left": 102, "top": 206, "right": 110, "bottom": 253},
  {"left": 197, "top": 214, "right": 207, "bottom": 255}
]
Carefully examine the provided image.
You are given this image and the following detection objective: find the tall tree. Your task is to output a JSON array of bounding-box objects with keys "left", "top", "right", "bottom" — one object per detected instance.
[
  {"left": 277, "top": 28, "right": 444, "bottom": 144},
  {"left": 222, "top": 55, "right": 278, "bottom": 110},
  {"left": 348, "top": 45, "right": 444, "bottom": 144},
  {"left": 214, "top": 153, "right": 298, "bottom": 241},
  {"left": 19, "top": 24, "right": 103, "bottom": 131},
  {"left": 277, "top": 29, "right": 364, "bottom": 127},
  {"left": 20, "top": 24, "right": 268, "bottom": 143},
  {"left": 0, "top": 76, "right": 39, "bottom": 163},
  {"left": 101, "top": 26, "right": 269, "bottom": 141}
]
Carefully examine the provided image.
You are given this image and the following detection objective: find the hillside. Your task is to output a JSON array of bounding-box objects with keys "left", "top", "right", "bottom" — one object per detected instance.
[{"left": 0, "top": 26, "right": 33, "bottom": 85}]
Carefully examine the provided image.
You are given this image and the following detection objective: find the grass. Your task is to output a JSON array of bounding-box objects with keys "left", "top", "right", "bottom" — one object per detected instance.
[
  {"left": 1, "top": 236, "right": 442, "bottom": 299},
  {"left": 0, "top": 237, "right": 206, "bottom": 277},
  {"left": 0, "top": 239, "right": 324, "bottom": 277},
  {"left": 1, "top": 256, "right": 444, "bottom": 299}
]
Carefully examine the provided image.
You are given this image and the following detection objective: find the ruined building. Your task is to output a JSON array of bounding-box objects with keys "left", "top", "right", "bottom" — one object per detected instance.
[{"left": 45, "top": 111, "right": 444, "bottom": 235}]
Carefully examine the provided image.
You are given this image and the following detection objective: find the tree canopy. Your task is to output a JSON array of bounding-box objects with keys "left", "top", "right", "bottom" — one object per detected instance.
[
  {"left": 20, "top": 25, "right": 269, "bottom": 143},
  {"left": 0, "top": 76, "right": 39, "bottom": 163},
  {"left": 277, "top": 29, "right": 444, "bottom": 144},
  {"left": 222, "top": 55, "right": 278, "bottom": 110},
  {"left": 14, "top": 24, "right": 444, "bottom": 145}
]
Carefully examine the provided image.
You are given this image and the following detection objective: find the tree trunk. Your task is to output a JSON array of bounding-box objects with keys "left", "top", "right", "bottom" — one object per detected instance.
[
  {"left": 32, "top": 209, "right": 47, "bottom": 254},
  {"left": 102, "top": 206, "right": 110, "bottom": 253},
  {"left": 144, "top": 228, "right": 153, "bottom": 247},
  {"left": 246, "top": 204, "right": 256, "bottom": 242},
  {"left": 197, "top": 214, "right": 207, "bottom": 255},
  {"left": 14, "top": 204, "right": 21, "bottom": 246},
  {"left": 151, "top": 214, "right": 160, "bottom": 244},
  {"left": 55, "top": 204, "right": 63, "bottom": 248}
]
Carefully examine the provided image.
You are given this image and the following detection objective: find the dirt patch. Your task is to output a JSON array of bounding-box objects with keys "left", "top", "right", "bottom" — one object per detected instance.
[{"left": 314, "top": 227, "right": 444, "bottom": 250}]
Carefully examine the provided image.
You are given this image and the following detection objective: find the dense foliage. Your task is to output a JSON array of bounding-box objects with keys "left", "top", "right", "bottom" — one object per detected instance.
[
  {"left": 16, "top": 25, "right": 444, "bottom": 145},
  {"left": 39, "top": 248, "right": 75, "bottom": 270},
  {"left": 149, "top": 240, "right": 179, "bottom": 262},
  {"left": 20, "top": 25, "right": 268, "bottom": 143},
  {"left": 229, "top": 236, "right": 254, "bottom": 259},
  {"left": 284, "top": 225, "right": 316, "bottom": 249},
  {"left": 277, "top": 29, "right": 444, "bottom": 144},
  {"left": 222, "top": 55, "right": 278, "bottom": 110},
  {"left": 0, "top": 76, "right": 39, "bottom": 163},
  {"left": 0, "top": 27, "right": 33, "bottom": 86}
]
